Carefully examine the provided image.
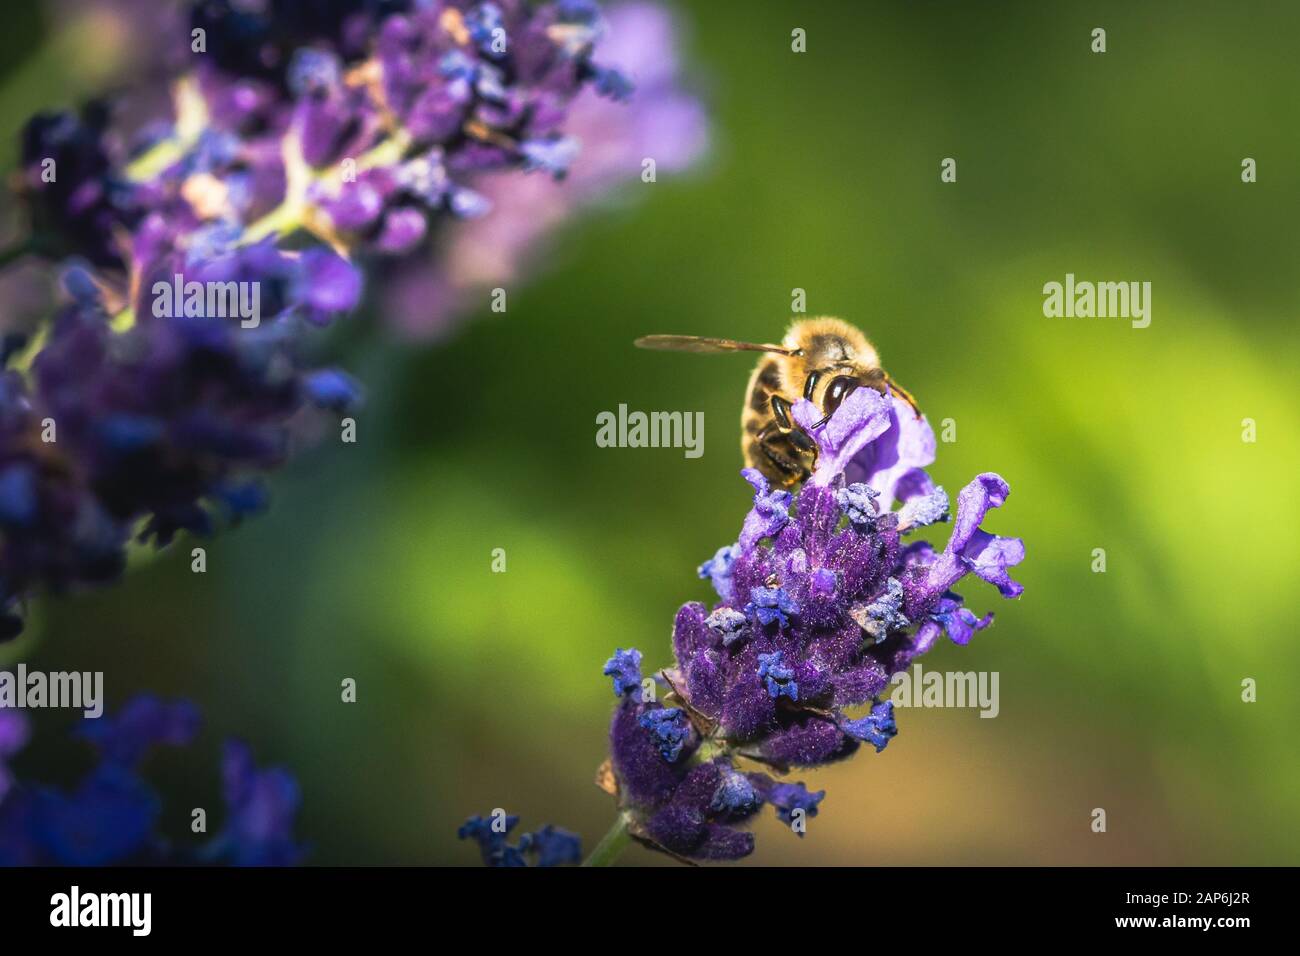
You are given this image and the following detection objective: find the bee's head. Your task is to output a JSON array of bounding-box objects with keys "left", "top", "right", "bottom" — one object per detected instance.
[{"left": 786, "top": 317, "right": 878, "bottom": 369}]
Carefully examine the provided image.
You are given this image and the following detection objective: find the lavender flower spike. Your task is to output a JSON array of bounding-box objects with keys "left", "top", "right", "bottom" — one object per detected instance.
[
  {"left": 597, "top": 356, "right": 1025, "bottom": 863},
  {"left": 2, "top": 0, "right": 694, "bottom": 639}
]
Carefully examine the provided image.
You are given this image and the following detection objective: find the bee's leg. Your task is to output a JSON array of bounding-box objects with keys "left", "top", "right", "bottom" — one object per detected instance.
[
  {"left": 769, "top": 395, "right": 817, "bottom": 452},
  {"left": 755, "top": 395, "right": 816, "bottom": 485},
  {"left": 752, "top": 426, "right": 813, "bottom": 486},
  {"left": 769, "top": 394, "right": 797, "bottom": 431}
]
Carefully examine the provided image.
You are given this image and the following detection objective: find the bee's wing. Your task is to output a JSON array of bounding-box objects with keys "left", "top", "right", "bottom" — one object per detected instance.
[{"left": 634, "top": 335, "right": 795, "bottom": 355}]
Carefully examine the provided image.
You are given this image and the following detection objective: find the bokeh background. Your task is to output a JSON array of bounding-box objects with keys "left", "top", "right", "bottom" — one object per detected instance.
[{"left": 3, "top": 0, "right": 1298, "bottom": 865}]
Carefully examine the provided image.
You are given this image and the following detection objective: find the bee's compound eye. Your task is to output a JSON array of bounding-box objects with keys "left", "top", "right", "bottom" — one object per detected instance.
[{"left": 823, "top": 375, "right": 861, "bottom": 414}]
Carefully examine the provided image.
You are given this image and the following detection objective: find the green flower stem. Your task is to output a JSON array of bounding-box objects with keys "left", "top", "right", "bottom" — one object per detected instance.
[
  {"left": 242, "top": 197, "right": 308, "bottom": 245},
  {"left": 124, "top": 138, "right": 188, "bottom": 182},
  {"left": 124, "top": 77, "right": 209, "bottom": 182},
  {"left": 690, "top": 737, "right": 727, "bottom": 765},
  {"left": 582, "top": 813, "right": 632, "bottom": 867}
]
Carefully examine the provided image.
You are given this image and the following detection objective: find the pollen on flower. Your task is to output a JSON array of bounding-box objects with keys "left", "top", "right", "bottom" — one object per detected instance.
[
  {"left": 897, "top": 486, "right": 950, "bottom": 532},
  {"left": 836, "top": 482, "right": 880, "bottom": 527},
  {"left": 706, "top": 607, "right": 748, "bottom": 646},
  {"left": 852, "top": 577, "right": 909, "bottom": 642}
]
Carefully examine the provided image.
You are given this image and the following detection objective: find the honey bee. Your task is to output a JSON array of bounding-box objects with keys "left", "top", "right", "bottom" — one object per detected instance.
[{"left": 634, "top": 317, "right": 920, "bottom": 488}]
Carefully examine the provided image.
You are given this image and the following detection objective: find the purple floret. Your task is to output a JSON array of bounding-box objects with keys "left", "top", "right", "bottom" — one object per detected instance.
[
  {"left": 839, "top": 700, "right": 899, "bottom": 753},
  {"left": 603, "top": 647, "right": 643, "bottom": 697},
  {"left": 756, "top": 779, "right": 825, "bottom": 832},
  {"left": 638, "top": 707, "right": 691, "bottom": 762}
]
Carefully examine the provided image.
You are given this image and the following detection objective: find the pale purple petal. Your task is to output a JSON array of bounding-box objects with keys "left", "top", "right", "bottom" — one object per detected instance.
[
  {"left": 961, "top": 529, "right": 1026, "bottom": 598},
  {"left": 916, "top": 473, "right": 1023, "bottom": 601},
  {"left": 950, "top": 473, "right": 1010, "bottom": 553},
  {"left": 844, "top": 393, "right": 937, "bottom": 510},
  {"left": 792, "top": 387, "right": 894, "bottom": 487}
]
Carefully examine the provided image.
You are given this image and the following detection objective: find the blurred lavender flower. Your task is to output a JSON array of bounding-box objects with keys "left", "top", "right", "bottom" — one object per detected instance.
[
  {"left": 600, "top": 389, "right": 1025, "bottom": 862},
  {"left": 458, "top": 812, "right": 581, "bottom": 867},
  {"left": 18, "top": 104, "right": 143, "bottom": 269},
  {"left": 383, "top": 2, "right": 708, "bottom": 339},
  {"left": 208, "top": 740, "right": 306, "bottom": 866},
  {"left": 0, "top": 263, "right": 361, "bottom": 635},
  {"left": 2, "top": 0, "right": 697, "bottom": 637},
  {"left": 0, "top": 694, "right": 304, "bottom": 865},
  {"left": 0, "top": 710, "right": 29, "bottom": 803}
]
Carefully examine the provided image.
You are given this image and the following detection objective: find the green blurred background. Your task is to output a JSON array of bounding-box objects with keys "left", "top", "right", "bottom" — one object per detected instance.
[{"left": 3, "top": 0, "right": 1298, "bottom": 865}]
